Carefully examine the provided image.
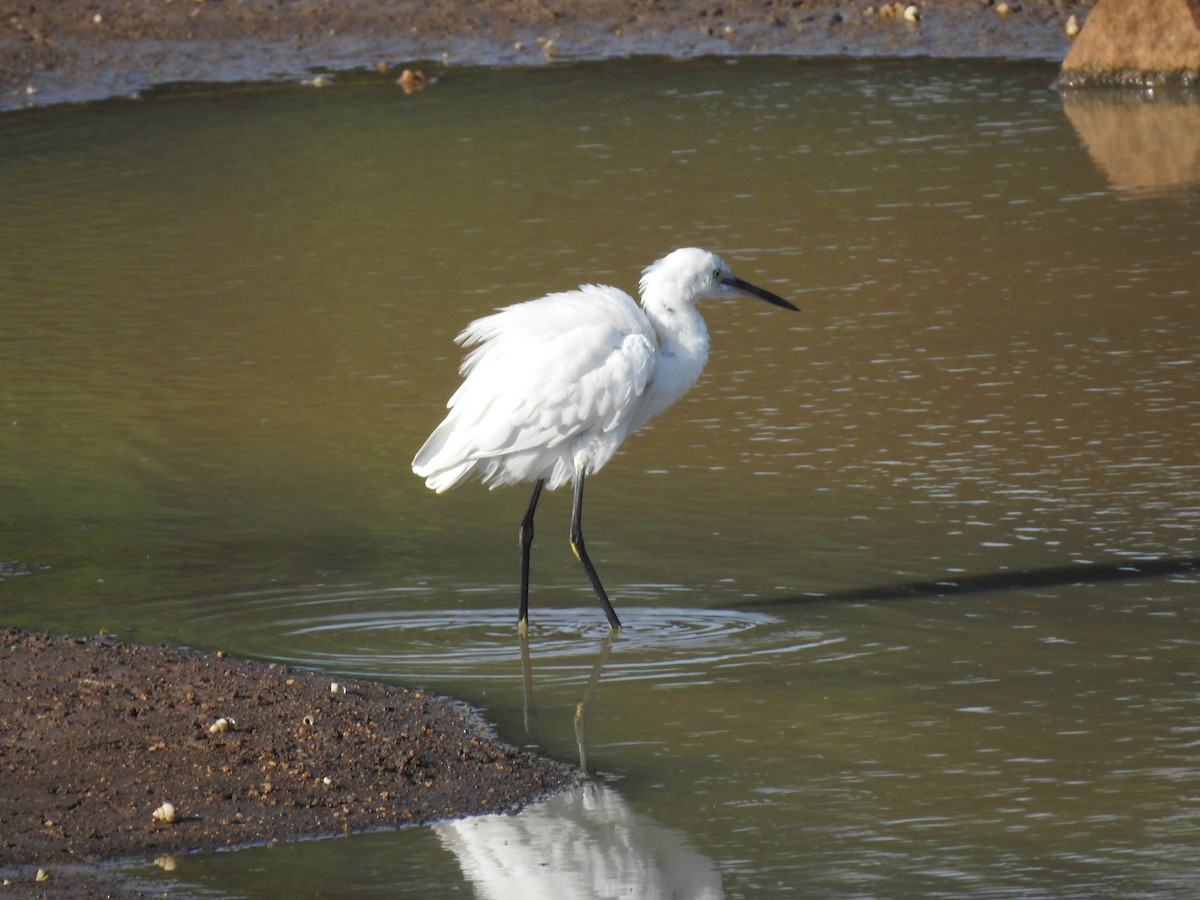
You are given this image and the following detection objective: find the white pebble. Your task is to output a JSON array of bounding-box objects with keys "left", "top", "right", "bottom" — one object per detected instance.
[
  {"left": 903, "top": 4, "right": 920, "bottom": 22},
  {"left": 152, "top": 802, "right": 178, "bottom": 824}
]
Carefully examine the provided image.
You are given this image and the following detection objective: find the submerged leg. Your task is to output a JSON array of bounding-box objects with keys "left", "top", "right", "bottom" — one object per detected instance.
[
  {"left": 569, "top": 473, "right": 622, "bottom": 631},
  {"left": 518, "top": 479, "right": 545, "bottom": 630}
]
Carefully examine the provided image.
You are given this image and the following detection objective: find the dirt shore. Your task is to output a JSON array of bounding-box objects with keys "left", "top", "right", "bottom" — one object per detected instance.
[
  {"left": 2, "top": 0, "right": 1093, "bottom": 111},
  {"left": 0, "top": 628, "right": 577, "bottom": 897}
]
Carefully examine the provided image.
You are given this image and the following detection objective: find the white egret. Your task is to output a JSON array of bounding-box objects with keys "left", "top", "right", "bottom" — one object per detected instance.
[{"left": 412, "top": 247, "right": 798, "bottom": 631}]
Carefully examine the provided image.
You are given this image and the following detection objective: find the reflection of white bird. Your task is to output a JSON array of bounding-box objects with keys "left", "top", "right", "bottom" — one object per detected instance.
[
  {"left": 412, "top": 248, "right": 797, "bottom": 631},
  {"left": 433, "top": 782, "right": 724, "bottom": 899}
]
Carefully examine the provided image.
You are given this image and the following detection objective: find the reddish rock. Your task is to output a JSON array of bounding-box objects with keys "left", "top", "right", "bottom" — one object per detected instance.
[{"left": 1060, "top": 0, "right": 1200, "bottom": 85}]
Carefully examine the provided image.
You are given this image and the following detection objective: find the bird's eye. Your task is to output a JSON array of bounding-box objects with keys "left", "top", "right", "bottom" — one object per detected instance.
[{"left": 713, "top": 269, "right": 723, "bottom": 282}]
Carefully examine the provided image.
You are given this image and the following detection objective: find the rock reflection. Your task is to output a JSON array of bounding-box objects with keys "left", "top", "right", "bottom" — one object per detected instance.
[
  {"left": 434, "top": 783, "right": 724, "bottom": 900},
  {"left": 1061, "top": 90, "right": 1200, "bottom": 195}
]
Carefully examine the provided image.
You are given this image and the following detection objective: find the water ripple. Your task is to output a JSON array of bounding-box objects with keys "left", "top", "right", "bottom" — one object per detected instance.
[{"left": 177, "top": 584, "right": 830, "bottom": 685}]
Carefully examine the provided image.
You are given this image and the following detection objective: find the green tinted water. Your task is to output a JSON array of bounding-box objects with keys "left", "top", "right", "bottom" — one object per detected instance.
[{"left": 2, "top": 58, "right": 1199, "bottom": 896}]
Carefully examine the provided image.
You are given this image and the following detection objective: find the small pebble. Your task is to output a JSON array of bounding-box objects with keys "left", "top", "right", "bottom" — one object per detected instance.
[
  {"left": 874, "top": 3, "right": 916, "bottom": 20},
  {"left": 152, "top": 802, "right": 178, "bottom": 824},
  {"left": 36, "top": 868, "right": 50, "bottom": 882},
  {"left": 398, "top": 69, "right": 427, "bottom": 93},
  {"left": 208, "top": 717, "right": 233, "bottom": 734},
  {"left": 1065, "top": 14, "right": 1079, "bottom": 37}
]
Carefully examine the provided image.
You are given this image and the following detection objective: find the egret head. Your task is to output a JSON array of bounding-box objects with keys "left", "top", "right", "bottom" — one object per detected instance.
[{"left": 640, "top": 247, "right": 798, "bottom": 311}]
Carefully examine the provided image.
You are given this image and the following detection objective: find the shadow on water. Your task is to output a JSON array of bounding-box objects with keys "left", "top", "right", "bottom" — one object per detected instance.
[{"left": 748, "top": 557, "right": 1200, "bottom": 607}]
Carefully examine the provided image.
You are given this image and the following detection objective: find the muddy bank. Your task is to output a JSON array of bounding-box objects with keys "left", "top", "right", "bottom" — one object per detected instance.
[
  {"left": 2, "top": 0, "right": 1094, "bottom": 111},
  {"left": 0, "top": 627, "right": 578, "bottom": 896}
]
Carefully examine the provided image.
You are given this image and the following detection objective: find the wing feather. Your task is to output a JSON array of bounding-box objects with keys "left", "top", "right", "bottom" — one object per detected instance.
[{"left": 412, "top": 285, "right": 657, "bottom": 491}]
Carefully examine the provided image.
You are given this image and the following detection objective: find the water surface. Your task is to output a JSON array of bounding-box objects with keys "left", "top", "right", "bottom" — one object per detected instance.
[{"left": 2, "top": 58, "right": 1199, "bottom": 897}]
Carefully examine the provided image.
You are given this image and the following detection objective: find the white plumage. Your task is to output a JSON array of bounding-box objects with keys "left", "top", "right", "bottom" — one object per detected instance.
[
  {"left": 413, "top": 284, "right": 659, "bottom": 492},
  {"left": 413, "top": 247, "right": 797, "bottom": 630}
]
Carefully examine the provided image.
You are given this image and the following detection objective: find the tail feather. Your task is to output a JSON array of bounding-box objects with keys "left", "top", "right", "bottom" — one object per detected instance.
[
  {"left": 419, "top": 460, "right": 476, "bottom": 493},
  {"left": 411, "top": 422, "right": 471, "bottom": 492}
]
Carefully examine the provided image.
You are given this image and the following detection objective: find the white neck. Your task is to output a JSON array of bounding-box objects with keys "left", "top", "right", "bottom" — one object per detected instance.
[{"left": 632, "top": 286, "right": 710, "bottom": 429}]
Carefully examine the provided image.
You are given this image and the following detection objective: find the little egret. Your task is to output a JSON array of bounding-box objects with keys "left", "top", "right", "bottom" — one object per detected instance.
[{"left": 412, "top": 247, "right": 798, "bottom": 631}]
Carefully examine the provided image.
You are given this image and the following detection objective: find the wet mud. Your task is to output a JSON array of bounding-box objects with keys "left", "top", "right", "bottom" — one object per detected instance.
[{"left": 2, "top": 0, "right": 1094, "bottom": 111}]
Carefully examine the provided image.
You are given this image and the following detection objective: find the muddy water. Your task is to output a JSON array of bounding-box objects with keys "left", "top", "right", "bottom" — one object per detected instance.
[{"left": 2, "top": 58, "right": 1199, "bottom": 896}]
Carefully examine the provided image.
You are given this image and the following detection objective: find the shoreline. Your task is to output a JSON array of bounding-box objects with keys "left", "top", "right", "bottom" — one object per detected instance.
[
  {"left": 2, "top": 0, "right": 1093, "bottom": 112},
  {"left": 0, "top": 627, "right": 578, "bottom": 895}
]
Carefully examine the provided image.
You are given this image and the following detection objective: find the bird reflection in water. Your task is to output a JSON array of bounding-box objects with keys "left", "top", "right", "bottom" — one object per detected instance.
[
  {"left": 433, "top": 780, "right": 725, "bottom": 899},
  {"left": 432, "top": 630, "right": 724, "bottom": 897},
  {"left": 519, "top": 626, "right": 616, "bottom": 775}
]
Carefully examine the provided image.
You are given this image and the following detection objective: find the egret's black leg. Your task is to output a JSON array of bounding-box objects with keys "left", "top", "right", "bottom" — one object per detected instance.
[
  {"left": 518, "top": 479, "right": 545, "bottom": 629},
  {"left": 569, "top": 473, "right": 623, "bottom": 631}
]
